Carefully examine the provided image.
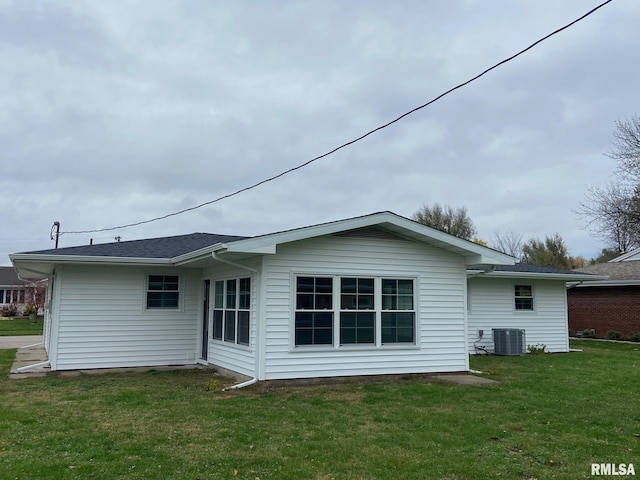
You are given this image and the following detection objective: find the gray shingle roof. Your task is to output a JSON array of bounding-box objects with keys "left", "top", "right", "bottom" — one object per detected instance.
[
  {"left": 18, "top": 233, "right": 249, "bottom": 259},
  {"left": 574, "top": 261, "right": 640, "bottom": 281},
  {"left": 0, "top": 266, "right": 29, "bottom": 286}
]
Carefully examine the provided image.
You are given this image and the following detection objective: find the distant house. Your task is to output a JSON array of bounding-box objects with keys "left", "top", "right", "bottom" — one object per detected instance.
[
  {"left": 569, "top": 250, "right": 640, "bottom": 339},
  {"left": 10, "top": 212, "right": 598, "bottom": 379},
  {"left": 0, "top": 266, "right": 30, "bottom": 313}
]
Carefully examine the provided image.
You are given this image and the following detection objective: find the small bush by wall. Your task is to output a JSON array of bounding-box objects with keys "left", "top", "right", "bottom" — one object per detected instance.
[
  {"left": 605, "top": 330, "right": 623, "bottom": 340},
  {"left": 628, "top": 332, "right": 640, "bottom": 342}
]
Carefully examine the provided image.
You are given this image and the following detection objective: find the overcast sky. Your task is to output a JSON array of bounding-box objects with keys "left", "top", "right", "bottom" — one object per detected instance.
[{"left": 2, "top": 0, "right": 638, "bottom": 265}]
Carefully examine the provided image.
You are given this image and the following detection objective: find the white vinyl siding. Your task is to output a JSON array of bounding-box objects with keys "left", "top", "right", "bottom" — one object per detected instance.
[
  {"left": 467, "top": 278, "right": 569, "bottom": 353},
  {"left": 261, "top": 234, "right": 468, "bottom": 380},
  {"left": 51, "top": 265, "right": 201, "bottom": 370}
]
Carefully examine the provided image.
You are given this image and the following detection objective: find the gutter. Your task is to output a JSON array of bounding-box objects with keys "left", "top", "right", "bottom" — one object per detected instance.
[{"left": 212, "top": 251, "right": 260, "bottom": 390}]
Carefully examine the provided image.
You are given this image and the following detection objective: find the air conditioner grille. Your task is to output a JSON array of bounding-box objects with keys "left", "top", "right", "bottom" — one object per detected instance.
[{"left": 492, "top": 328, "right": 525, "bottom": 356}]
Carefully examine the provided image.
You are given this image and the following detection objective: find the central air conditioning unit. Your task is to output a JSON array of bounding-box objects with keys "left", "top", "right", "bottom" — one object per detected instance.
[{"left": 492, "top": 329, "right": 526, "bottom": 356}]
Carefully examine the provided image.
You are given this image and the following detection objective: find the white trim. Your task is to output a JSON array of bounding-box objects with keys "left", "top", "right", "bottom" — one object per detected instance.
[
  {"left": 48, "top": 267, "right": 63, "bottom": 371},
  {"left": 608, "top": 247, "right": 640, "bottom": 262},
  {"left": 466, "top": 270, "right": 607, "bottom": 281}
]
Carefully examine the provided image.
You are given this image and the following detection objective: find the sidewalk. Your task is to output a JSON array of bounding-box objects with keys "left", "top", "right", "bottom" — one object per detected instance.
[
  {"left": 0, "top": 335, "right": 43, "bottom": 349},
  {"left": 0, "top": 336, "right": 49, "bottom": 379}
]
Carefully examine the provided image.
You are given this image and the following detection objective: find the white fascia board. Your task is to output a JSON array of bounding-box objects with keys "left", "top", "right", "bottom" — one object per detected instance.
[
  {"left": 609, "top": 247, "right": 640, "bottom": 262},
  {"left": 9, "top": 253, "right": 171, "bottom": 266},
  {"left": 467, "top": 270, "right": 608, "bottom": 281},
  {"left": 222, "top": 211, "right": 514, "bottom": 264},
  {"left": 463, "top": 254, "right": 515, "bottom": 266},
  {"left": 224, "top": 243, "right": 276, "bottom": 254}
]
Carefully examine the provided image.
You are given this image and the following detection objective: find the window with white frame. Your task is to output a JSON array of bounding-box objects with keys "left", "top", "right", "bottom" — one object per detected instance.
[
  {"left": 146, "top": 275, "right": 179, "bottom": 309},
  {"left": 514, "top": 285, "right": 534, "bottom": 311},
  {"left": 340, "top": 278, "right": 375, "bottom": 345},
  {"left": 381, "top": 279, "right": 415, "bottom": 343},
  {"left": 295, "top": 276, "right": 334, "bottom": 346},
  {"left": 213, "top": 278, "right": 251, "bottom": 346},
  {"left": 294, "top": 276, "right": 416, "bottom": 348}
]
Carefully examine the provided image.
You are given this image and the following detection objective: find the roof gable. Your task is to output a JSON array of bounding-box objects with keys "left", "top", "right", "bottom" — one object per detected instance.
[{"left": 222, "top": 212, "right": 515, "bottom": 266}]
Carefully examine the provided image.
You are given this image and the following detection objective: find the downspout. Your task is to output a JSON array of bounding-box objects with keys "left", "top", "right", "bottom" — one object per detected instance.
[
  {"left": 17, "top": 360, "right": 50, "bottom": 373},
  {"left": 212, "top": 251, "right": 260, "bottom": 391}
]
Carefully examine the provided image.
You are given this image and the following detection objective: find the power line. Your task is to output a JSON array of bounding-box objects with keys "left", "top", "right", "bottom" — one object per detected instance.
[{"left": 62, "top": 0, "right": 613, "bottom": 235}]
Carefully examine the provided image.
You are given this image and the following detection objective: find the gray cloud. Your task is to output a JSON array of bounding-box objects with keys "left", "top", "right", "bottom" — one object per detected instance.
[{"left": 2, "top": 0, "right": 638, "bottom": 263}]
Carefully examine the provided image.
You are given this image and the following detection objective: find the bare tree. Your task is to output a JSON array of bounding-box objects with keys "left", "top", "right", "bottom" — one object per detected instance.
[
  {"left": 490, "top": 231, "right": 524, "bottom": 260},
  {"left": 579, "top": 115, "right": 640, "bottom": 252},
  {"left": 607, "top": 115, "right": 640, "bottom": 180},
  {"left": 412, "top": 203, "right": 477, "bottom": 240},
  {"left": 578, "top": 183, "right": 640, "bottom": 253}
]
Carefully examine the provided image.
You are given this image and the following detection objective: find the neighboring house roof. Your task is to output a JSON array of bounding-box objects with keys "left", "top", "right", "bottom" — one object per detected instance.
[
  {"left": 468, "top": 263, "right": 606, "bottom": 281},
  {"left": 573, "top": 261, "right": 640, "bottom": 286},
  {"left": 10, "top": 212, "right": 517, "bottom": 279},
  {"left": 0, "top": 266, "right": 29, "bottom": 286},
  {"left": 608, "top": 247, "right": 640, "bottom": 262}
]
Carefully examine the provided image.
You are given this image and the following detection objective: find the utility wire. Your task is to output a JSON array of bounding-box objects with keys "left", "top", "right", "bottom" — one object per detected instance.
[{"left": 62, "top": 0, "right": 613, "bottom": 235}]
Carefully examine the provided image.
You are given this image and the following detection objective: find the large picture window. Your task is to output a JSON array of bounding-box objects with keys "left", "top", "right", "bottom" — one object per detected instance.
[
  {"left": 213, "top": 277, "right": 251, "bottom": 346},
  {"left": 146, "top": 275, "right": 179, "bottom": 309},
  {"left": 294, "top": 276, "right": 416, "bottom": 348}
]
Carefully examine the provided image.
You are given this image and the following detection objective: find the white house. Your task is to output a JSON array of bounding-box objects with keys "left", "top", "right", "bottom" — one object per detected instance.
[{"left": 10, "top": 212, "right": 598, "bottom": 381}]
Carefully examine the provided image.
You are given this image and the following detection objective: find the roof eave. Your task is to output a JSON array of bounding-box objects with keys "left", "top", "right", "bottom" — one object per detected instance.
[
  {"left": 10, "top": 253, "right": 172, "bottom": 266},
  {"left": 466, "top": 270, "right": 609, "bottom": 281},
  {"left": 171, "top": 243, "right": 227, "bottom": 265}
]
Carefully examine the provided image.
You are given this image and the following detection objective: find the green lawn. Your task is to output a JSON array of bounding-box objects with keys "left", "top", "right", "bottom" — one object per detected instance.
[
  {"left": 0, "top": 316, "right": 43, "bottom": 336},
  {"left": 0, "top": 340, "right": 638, "bottom": 479}
]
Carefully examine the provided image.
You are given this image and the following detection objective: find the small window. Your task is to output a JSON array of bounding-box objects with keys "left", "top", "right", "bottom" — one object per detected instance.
[
  {"left": 146, "top": 275, "right": 179, "bottom": 309},
  {"left": 515, "top": 285, "right": 533, "bottom": 311}
]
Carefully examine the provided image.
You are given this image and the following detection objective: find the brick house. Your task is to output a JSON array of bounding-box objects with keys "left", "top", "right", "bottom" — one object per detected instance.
[{"left": 568, "top": 254, "right": 640, "bottom": 339}]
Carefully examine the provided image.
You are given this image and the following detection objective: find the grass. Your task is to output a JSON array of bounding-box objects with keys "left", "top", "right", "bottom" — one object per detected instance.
[
  {"left": 0, "top": 340, "right": 638, "bottom": 479},
  {"left": 0, "top": 316, "right": 43, "bottom": 336}
]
